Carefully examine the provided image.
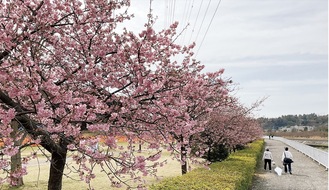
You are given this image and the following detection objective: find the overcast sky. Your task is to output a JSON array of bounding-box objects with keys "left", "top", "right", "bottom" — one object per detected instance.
[{"left": 125, "top": 0, "right": 328, "bottom": 118}]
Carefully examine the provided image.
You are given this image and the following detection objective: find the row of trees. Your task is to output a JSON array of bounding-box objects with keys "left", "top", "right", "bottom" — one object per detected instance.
[
  {"left": 0, "top": 1, "right": 262, "bottom": 190},
  {"left": 258, "top": 113, "right": 328, "bottom": 130}
]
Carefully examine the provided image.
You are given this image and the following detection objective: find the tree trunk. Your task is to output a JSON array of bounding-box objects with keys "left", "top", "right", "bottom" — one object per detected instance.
[
  {"left": 181, "top": 145, "right": 187, "bottom": 175},
  {"left": 10, "top": 121, "right": 24, "bottom": 187},
  {"left": 0, "top": 91, "right": 69, "bottom": 190},
  {"left": 48, "top": 150, "right": 67, "bottom": 190},
  {"left": 138, "top": 141, "right": 142, "bottom": 152},
  {"left": 10, "top": 152, "right": 24, "bottom": 186}
]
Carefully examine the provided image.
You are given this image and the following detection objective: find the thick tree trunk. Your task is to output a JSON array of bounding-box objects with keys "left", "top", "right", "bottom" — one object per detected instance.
[{"left": 48, "top": 150, "right": 67, "bottom": 190}]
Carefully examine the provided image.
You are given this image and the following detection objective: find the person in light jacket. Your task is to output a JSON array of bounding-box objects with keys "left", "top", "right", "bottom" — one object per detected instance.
[
  {"left": 262, "top": 148, "right": 273, "bottom": 171},
  {"left": 282, "top": 147, "right": 293, "bottom": 174}
]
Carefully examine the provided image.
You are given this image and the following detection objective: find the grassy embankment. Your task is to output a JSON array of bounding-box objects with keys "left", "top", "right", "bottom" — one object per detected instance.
[{"left": 150, "top": 139, "right": 264, "bottom": 190}]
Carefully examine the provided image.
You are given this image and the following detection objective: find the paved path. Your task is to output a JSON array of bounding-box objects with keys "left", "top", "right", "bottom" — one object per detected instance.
[{"left": 251, "top": 138, "right": 328, "bottom": 190}]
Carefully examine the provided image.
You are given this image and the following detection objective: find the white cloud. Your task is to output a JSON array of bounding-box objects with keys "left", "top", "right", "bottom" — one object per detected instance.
[{"left": 127, "top": 0, "right": 328, "bottom": 118}]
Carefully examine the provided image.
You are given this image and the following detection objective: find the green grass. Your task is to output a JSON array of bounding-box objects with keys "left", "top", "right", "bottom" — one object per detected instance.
[{"left": 149, "top": 139, "right": 264, "bottom": 190}]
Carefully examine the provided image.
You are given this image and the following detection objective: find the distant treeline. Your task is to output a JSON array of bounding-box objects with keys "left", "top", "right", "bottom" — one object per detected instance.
[{"left": 257, "top": 113, "right": 328, "bottom": 131}]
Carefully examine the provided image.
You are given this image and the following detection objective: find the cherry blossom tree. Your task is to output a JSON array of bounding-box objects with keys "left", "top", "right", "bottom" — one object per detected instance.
[
  {"left": 0, "top": 1, "right": 236, "bottom": 189},
  {"left": 191, "top": 98, "right": 264, "bottom": 162},
  {"left": 159, "top": 69, "right": 232, "bottom": 174}
]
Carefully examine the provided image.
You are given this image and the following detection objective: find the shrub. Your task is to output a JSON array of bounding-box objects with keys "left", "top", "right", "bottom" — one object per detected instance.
[{"left": 202, "top": 143, "right": 229, "bottom": 162}]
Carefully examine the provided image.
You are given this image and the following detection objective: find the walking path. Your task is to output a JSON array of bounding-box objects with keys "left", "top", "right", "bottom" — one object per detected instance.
[{"left": 251, "top": 138, "right": 328, "bottom": 190}]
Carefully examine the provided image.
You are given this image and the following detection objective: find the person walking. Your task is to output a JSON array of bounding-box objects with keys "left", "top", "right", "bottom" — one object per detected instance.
[
  {"left": 282, "top": 147, "right": 293, "bottom": 174},
  {"left": 262, "top": 148, "right": 273, "bottom": 171}
]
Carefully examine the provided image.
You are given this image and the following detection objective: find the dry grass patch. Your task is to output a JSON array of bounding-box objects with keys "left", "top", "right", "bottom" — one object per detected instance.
[{"left": 1, "top": 143, "right": 202, "bottom": 190}]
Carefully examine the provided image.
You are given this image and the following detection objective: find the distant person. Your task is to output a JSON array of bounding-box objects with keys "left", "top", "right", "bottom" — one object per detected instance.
[
  {"left": 262, "top": 148, "right": 273, "bottom": 171},
  {"left": 282, "top": 147, "right": 293, "bottom": 174}
]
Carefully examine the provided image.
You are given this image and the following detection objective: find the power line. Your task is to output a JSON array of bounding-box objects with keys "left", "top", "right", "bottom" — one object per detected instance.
[
  {"left": 194, "top": 0, "right": 212, "bottom": 47},
  {"left": 165, "top": 0, "right": 168, "bottom": 28},
  {"left": 162, "top": 0, "right": 222, "bottom": 58},
  {"left": 188, "top": 0, "right": 204, "bottom": 45},
  {"left": 181, "top": 0, "right": 189, "bottom": 26},
  {"left": 171, "top": 0, "right": 176, "bottom": 25},
  {"left": 196, "top": 0, "right": 222, "bottom": 57},
  {"left": 180, "top": 0, "right": 194, "bottom": 45},
  {"left": 167, "top": 0, "right": 173, "bottom": 26}
]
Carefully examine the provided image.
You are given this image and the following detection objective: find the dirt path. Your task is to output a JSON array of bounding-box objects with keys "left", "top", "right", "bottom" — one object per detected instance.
[{"left": 251, "top": 137, "right": 328, "bottom": 190}]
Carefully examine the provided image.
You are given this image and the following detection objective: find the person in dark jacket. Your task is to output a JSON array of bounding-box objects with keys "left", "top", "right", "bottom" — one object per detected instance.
[{"left": 282, "top": 147, "right": 293, "bottom": 174}]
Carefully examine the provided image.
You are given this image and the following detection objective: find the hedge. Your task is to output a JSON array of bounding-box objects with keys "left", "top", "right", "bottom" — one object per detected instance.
[{"left": 150, "top": 139, "right": 265, "bottom": 190}]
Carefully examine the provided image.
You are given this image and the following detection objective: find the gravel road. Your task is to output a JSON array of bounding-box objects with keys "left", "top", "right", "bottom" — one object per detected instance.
[{"left": 251, "top": 137, "right": 328, "bottom": 190}]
